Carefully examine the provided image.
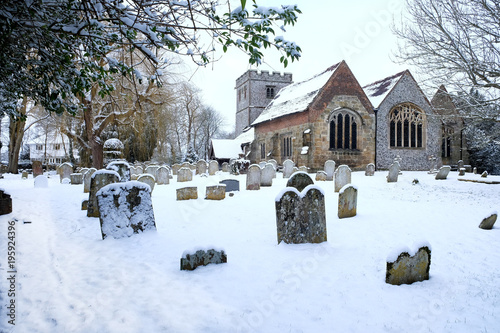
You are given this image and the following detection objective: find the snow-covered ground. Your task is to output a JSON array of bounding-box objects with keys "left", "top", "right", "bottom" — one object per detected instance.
[{"left": 0, "top": 170, "right": 499, "bottom": 333}]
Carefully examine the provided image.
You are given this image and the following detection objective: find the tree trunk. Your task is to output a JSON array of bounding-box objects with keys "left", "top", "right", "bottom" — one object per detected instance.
[
  {"left": 7, "top": 97, "right": 29, "bottom": 173},
  {"left": 83, "top": 99, "right": 104, "bottom": 169}
]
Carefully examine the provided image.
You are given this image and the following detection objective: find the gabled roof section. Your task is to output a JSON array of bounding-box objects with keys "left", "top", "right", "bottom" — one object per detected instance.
[
  {"left": 251, "top": 62, "right": 341, "bottom": 126},
  {"left": 362, "top": 71, "right": 406, "bottom": 108},
  {"left": 210, "top": 139, "right": 243, "bottom": 159}
]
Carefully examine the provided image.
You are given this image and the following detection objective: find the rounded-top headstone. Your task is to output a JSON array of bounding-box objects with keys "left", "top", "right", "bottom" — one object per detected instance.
[
  {"left": 286, "top": 172, "right": 314, "bottom": 192},
  {"left": 34, "top": 175, "right": 49, "bottom": 188}
]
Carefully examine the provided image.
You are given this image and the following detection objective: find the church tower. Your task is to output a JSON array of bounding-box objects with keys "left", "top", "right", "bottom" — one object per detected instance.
[{"left": 235, "top": 70, "right": 293, "bottom": 137}]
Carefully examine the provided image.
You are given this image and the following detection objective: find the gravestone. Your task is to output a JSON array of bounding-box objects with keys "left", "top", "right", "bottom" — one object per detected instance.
[
  {"left": 282, "top": 159, "right": 294, "bottom": 178},
  {"left": 70, "top": 173, "right": 83, "bottom": 185},
  {"left": 473, "top": 167, "right": 478, "bottom": 174},
  {"left": 156, "top": 166, "right": 170, "bottom": 185},
  {"left": 259, "top": 161, "right": 267, "bottom": 168},
  {"left": 96, "top": 181, "right": 156, "bottom": 239},
  {"left": 365, "top": 163, "right": 375, "bottom": 176},
  {"left": 387, "top": 163, "right": 399, "bottom": 183},
  {"left": 135, "top": 165, "right": 144, "bottom": 175},
  {"left": 324, "top": 160, "right": 336, "bottom": 181},
  {"left": 205, "top": 185, "right": 226, "bottom": 200},
  {"left": 315, "top": 171, "right": 327, "bottom": 181},
  {"left": 81, "top": 200, "right": 88, "bottom": 210},
  {"left": 196, "top": 160, "right": 207, "bottom": 175},
  {"left": 145, "top": 165, "right": 159, "bottom": 181},
  {"left": 219, "top": 179, "right": 239, "bottom": 192},
  {"left": 260, "top": 163, "right": 275, "bottom": 187},
  {"left": 80, "top": 168, "right": 89, "bottom": 176},
  {"left": 435, "top": 166, "right": 451, "bottom": 180},
  {"left": 180, "top": 249, "right": 227, "bottom": 271},
  {"left": 481, "top": 171, "right": 488, "bottom": 178},
  {"left": 386, "top": 245, "right": 431, "bottom": 285},
  {"left": 334, "top": 165, "right": 351, "bottom": 192},
  {"left": 246, "top": 164, "right": 261, "bottom": 190},
  {"left": 268, "top": 159, "right": 278, "bottom": 171},
  {"left": 32, "top": 160, "right": 43, "bottom": 178},
  {"left": 177, "top": 167, "right": 193, "bottom": 182},
  {"left": 137, "top": 174, "right": 156, "bottom": 192},
  {"left": 59, "top": 162, "right": 73, "bottom": 183},
  {"left": 286, "top": 172, "right": 314, "bottom": 192},
  {"left": 87, "top": 170, "right": 120, "bottom": 218},
  {"left": 106, "top": 161, "right": 131, "bottom": 182},
  {"left": 176, "top": 187, "right": 198, "bottom": 200},
  {"left": 299, "top": 166, "right": 308, "bottom": 173},
  {"left": 34, "top": 175, "right": 48, "bottom": 188},
  {"left": 479, "top": 213, "right": 497, "bottom": 230},
  {"left": 458, "top": 168, "right": 466, "bottom": 176},
  {"left": 221, "top": 162, "right": 230, "bottom": 173},
  {"left": 292, "top": 167, "right": 299, "bottom": 174},
  {"left": 338, "top": 185, "right": 357, "bottom": 219},
  {"left": 208, "top": 160, "right": 219, "bottom": 176},
  {"left": 172, "top": 164, "right": 181, "bottom": 175},
  {"left": 428, "top": 155, "right": 438, "bottom": 174},
  {"left": 84, "top": 168, "right": 97, "bottom": 193},
  {"left": 457, "top": 160, "right": 464, "bottom": 170},
  {"left": 275, "top": 186, "right": 327, "bottom": 244},
  {"left": 21, "top": 171, "right": 29, "bottom": 179},
  {"left": 0, "top": 190, "right": 12, "bottom": 215}
]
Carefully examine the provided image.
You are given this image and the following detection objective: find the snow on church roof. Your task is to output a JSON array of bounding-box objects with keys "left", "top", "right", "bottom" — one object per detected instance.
[
  {"left": 363, "top": 71, "right": 406, "bottom": 108},
  {"left": 252, "top": 62, "right": 341, "bottom": 125},
  {"left": 210, "top": 139, "right": 243, "bottom": 159}
]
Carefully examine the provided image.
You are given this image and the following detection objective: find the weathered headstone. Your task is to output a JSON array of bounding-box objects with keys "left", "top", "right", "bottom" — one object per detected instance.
[
  {"left": 299, "top": 166, "right": 308, "bottom": 173},
  {"left": 365, "top": 163, "right": 375, "bottom": 176},
  {"left": 145, "top": 165, "right": 159, "bottom": 181},
  {"left": 338, "top": 185, "right": 357, "bottom": 219},
  {"left": 106, "top": 161, "right": 131, "bottom": 182},
  {"left": 282, "top": 159, "right": 294, "bottom": 178},
  {"left": 180, "top": 249, "right": 227, "bottom": 271},
  {"left": 435, "top": 166, "right": 451, "bottom": 180},
  {"left": 268, "top": 159, "right": 278, "bottom": 170},
  {"left": 177, "top": 167, "right": 193, "bottom": 182},
  {"left": 286, "top": 172, "right": 314, "bottom": 192},
  {"left": 70, "top": 173, "right": 83, "bottom": 185},
  {"left": 315, "top": 171, "right": 327, "bottom": 181},
  {"left": 32, "top": 160, "right": 43, "bottom": 178},
  {"left": 156, "top": 166, "right": 170, "bottom": 185},
  {"left": 479, "top": 213, "right": 497, "bottom": 230},
  {"left": 260, "top": 163, "right": 275, "bottom": 187},
  {"left": 96, "top": 181, "right": 156, "bottom": 239},
  {"left": 387, "top": 163, "right": 399, "bottom": 183},
  {"left": 324, "top": 160, "right": 336, "bottom": 181},
  {"left": 386, "top": 244, "right": 431, "bottom": 285},
  {"left": 34, "top": 175, "right": 48, "bottom": 188},
  {"left": 246, "top": 164, "right": 261, "bottom": 190},
  {"left": 219, "top": 179, "right": 239, "bottom": 192},
  {"left": 196, "top": 160, "right": 207, "bottom": 175},
  {"left": 473, "top": 167, "right": 478, "bottom": 174},
  {"left": 334, "top": 165, "right": 351, "bottom": 192},
  {"left": 481, "top": 171, "right": 488, "bottom": 178},
  {"left": 457, "top": 160, "right": 464, "bottom": 170},
  {"left": 221, "top": 162, "right": 230, "bottom": 173},
  {"left": 21, "top": 171, "right": 29, "bottom": 179},
  {"left": 87, "top": 170, "right": 120, "bottom": 218},
  {"left": 137, "top": 174, "right": 155, "bottom": 192},
  {"left": 176, "top": 187, "right": 198, "bottom": 200},
  {"left": 59, "top": 162, "right": 73, "bottom": 183},
  {"left": 0, "top": 190, "right": 12, "bottom": 215},
  {"left": 172, "top": 164, "right": 181, "bottom": 175},
  {"left": 275, "top": 186, "right": 327, "bottom": 244},
  {"left": 83, "top": 168, "right": 97, "bottom": 193},
  {"left": 292, "top": 167, "right": 299, "bottom": 174},
  {"left": 81, "top": 199, "right": 88, "bottom": 210},
  {"left": 208, "top": 160, "right": 219, "bottom": 176},
  {"left": 205, "top": 185, "right": 226, "bottom": 200},
  {"left": 458, "top": 168, "right": 466, "bottom": 176}
]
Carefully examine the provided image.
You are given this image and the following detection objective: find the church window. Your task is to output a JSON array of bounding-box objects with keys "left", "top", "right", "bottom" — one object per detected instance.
[
  {"left": 442, "top": 127, "right": 453, "bottom": 157},
  {"left": 329, "top": 110, "right": 359, "bottom": 150},
  {"left": 282, "top": 136, "right": 293, "bottom": 158},
  {"left": 266, "top": 86, "right": 276, "bottom": 99},
  {"left": 260, "top": 142, "right": 266, "bottom": 160},
  {"left": 389, "top": 103, "right": 425, "bottom": 148}
]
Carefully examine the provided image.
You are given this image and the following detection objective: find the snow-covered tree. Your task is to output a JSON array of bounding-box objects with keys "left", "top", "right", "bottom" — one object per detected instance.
[{"left": 184, "top": 144, "right": 199, "bottom": 163}]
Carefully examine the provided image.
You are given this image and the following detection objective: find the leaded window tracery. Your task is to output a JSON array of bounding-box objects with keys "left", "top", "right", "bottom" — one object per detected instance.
[{"left": 389, "top": 103, "right": 425, "bottom": 148}]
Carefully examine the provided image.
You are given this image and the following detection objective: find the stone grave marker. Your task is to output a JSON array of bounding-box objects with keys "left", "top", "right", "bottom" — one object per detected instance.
[
  {"left": 70, "top": 173, "right": 83, "bottom": 185},
  {"left": 208, "top": 160, "right": 219, "bottom": 176},
  {"left": 177, "top": 187, "right": 198, "bottom": 200},
  {"left": 106, "top": 161, "right": 131, "bottom": 182},
  {"left": 205, "top": 185, "right": 226, "bottom": 200},
  {"left": 221, "top": 162, "right": 230, "bottom": 173},
  {"left": 87, "top": 170, "right": 120, "bottom": 218},
  {"left": 292, "top": 167, "right": 299, "bottom": 174},
  {"left": 196, "top": 160, "right": 207, "bottom": 175},
  {"left": 137, "top": 174, "right": 155, "bottom": 192},
  {"left": 219, "top": 179, "right": 239, "bottom": 192},
  {"left": 365, "top": 163, "right": 375, "bottom": 176},
  {"left": 286, "top": 172, "right": 314, "bottom": 192},
  {"left": 435, "top": 166, "right": 451, "bottom": 180},
  {"left": 32, "top": 160, "right": 43, "bottom": 178},
  {"left": 84, "top": 168, "right": 97, "bottom": 193},
  {"left": 97, "top": 181, "right": 156, "bottom": 239},
  {"left": 387, "top": 163, "right": 399, "bottom": 183},
  {"left": 145, "top": 165, "right": 159, "bottom": 180},
  {"left": 34, "top": 175, "right": 48, "bottom": 188},
  {"left": 315, "top": 171, "right": 327, "bottom": 181},
  {"left": 458, "top": 168, "right": 466, "bottom": 176},
  {"left": 324, "top": 160, "right": 336, "bottom": 181},
  {"left": 338, "top": 185, "right": 357, "bottom": 219},
  {"left": 259, "top": 161, "right": 267, "bottom": 168},
  {"left": 180, "top": 249, "right": 227, "bottom": 271},
  {"left": 156, "top": 166, "right": 170, "bottom": 185},
  {"left": 268, "top": 159, "right": 278, "bottom": 171},
  {"left": 479, "top": 213, "right": 497, "bottom": 230},
  {"left": 334, "top": 165, "right": 351, "bottom": 192},
  {"left": 282, "top": 159, "right": 294, "bottom": 178},
  {"left": 481, "top": 171, "right": 488, "bottom": 178},
  {"left": 59, "top": 162, "right": 73, "bottom": 183},
  {"left": 260, "top": 163, "right": 275, "bottom": 187},
  {"left": 457, "top": 160, "right": 464, "bottom": 170},
  {"left": 299, "top": 166, "right": 308, "bottom": 173},
  {"left": 473, "top": 167, "right": 478, "bottom": 174},
  {"left": 21, "top": 171, "right": 29, "bottom": 179},
  {"left": 246, "top": 164, "right": 261, "bottom": 190},
  {"left": 386, "top": 244, "right": 431, "bottom": 285},
  {"left": 177, "top": 167, "right": 193, "bottom": 182},
  {"left": 172, "top": 164, "right": 181, "bottom": 175}
]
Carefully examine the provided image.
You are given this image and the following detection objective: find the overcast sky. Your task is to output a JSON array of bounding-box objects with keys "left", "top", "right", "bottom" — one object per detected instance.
[{"left": 181, "top": 0, "right": 411, "bottom": 133}]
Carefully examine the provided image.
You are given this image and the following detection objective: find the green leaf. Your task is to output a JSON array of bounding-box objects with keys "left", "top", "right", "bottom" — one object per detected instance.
[{"left": 240, "top": 0, "right": 246, "bottom": 10}]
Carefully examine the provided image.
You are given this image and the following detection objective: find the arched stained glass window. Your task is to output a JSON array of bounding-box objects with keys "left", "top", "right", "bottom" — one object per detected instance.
[
  {"left": 389, "top": 103, "right": 425, "bottom": 148},
  {"left": 329, "top": 110, "right": 360, "bottom": 150}
]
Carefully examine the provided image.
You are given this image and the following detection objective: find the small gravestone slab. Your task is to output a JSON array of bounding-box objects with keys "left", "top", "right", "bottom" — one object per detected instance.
[
  {"left": 0, "top": 190, "right": 12, "bottom": 215},
  {"left": 473, "top": 167, "right": 478, "bottom": 174},
  {"left": 435, "top": 166, "right": 451, "bottom": 180},
  {"left": 21, "top": 171, "right": 28, "bottom": 179},
  {"left": 221, "top": 162, "right": 230, "bottom": 173},
  {"left": 338, "top": 185, "right": 357, "bottom": 219},
  {"left": 282, "top": 159, "right": 294, "bottom": 178},
  {"left": 365, "top": 163, "right": 375, "bottom": 176},
  {"left": 70, "top": 173, "right": 83, "bottom": 185},
  {"left": 268, "top": 159, "right": 278, "bottom": 171},
  {"left": 156, "top": 166, "right": 170, "bottom": 185},
  {"left": 324, "top": 160, "right": 336, "bottom": 181},
  {"left": 219, "top": 179, "right": 239, "bottom": 192},
  {"left": 97, "top": 181, "right": 156, "bottom": 239},
  {"left": 208, "top": 160, "right": 219, "bottom": 175},
  {"left": 87, "top": 170, "right": 121, "bottom": 218},
  {"left": 334, "top": 165, "right": 351, "bottom": 192},
  {"left": 177, "top": 167, "right": 193, "bottom": 182},
  {"left": 286, "top": 172, "right": 314, "bottom": 192},
  {"left": 145, "top": 165, "right": 159, "bottom": 181},
  {"left": 81, "top": 199, "right": 88, "bottom": 210},
  {"left": 177, "top": 187, "right": 198, "bottom": 200},
  {"left": 387, "top": 163, "right": 399, "bottom": 183},
  {"left": 180, "top": 249, "right": 227, "bottom": 271},
  {"left": 34, "top": 175, "right": 48, "bottom": 188},
  {"left": 196, "top": 160, "right": 207, "bottom": 175},
  {"left": 205, "top": 185, "right": 226, "bottom": 200},
  {"left": 315, "top": 171, "right": 327, "bottom": 181},
  {"left": 32, "top": 160, "right": 43, "bottom": 178},
  {"left": 59, "top": 162, "right": 73, "bottom": 183},
  {"left": 106, "top": 161, "right": 131, "bottom": 182},
  {"left": 479, "top": 213, "right": 497, "bottom": 230},
  {"left": 172, "top": 164, "right": 181, "bottom": 175},
  {"left": 481, "top": 171, "right": 488, "bottom": 178},
  {"left": 246, "top": 164, "right": 261, "bottom": 190},
  {"left": 299, "top": 166, "right": 308, "bottom": 173},
  {"left": 84, "top": 168, "right": 97, "bottom": 193},
  {"left": 458, "top": 168, "right": 466, "bottom": 176},
  {"left": 386, "top": 244, "right": 431, "bottom": 285},
  {"left": 137, "top": 174, "right": 155, "bottom": 192},
  {"left": 260, "top": 163, "right": 275, "bottom": 187}
]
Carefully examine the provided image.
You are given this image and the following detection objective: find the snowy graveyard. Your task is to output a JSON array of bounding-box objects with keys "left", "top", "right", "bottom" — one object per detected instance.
[{"left": 0, "top": 168, "right": 499, "bottom": 332}]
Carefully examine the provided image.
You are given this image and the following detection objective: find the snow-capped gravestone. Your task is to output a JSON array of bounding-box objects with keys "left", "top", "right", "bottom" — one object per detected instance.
[
  {"left": 156, "top": 166, "right": 170, "bottom": 185},
  {"left": 208, "top": 160, "right": 219, "bottom": 176},
  {"left": 87, "top": 170, "right": 120, "bottom": 218},
  {"left": 386, "top": 243, "right": 432, "bottom": 285},
  {"left": 34, "top": 175, "right": 48, "bottom": 188},
  {"left": 83, "top": 168, "right": 97, "bottom": 193},
  {"left": 205, "top": 185, "right": 226, "bottom": 200},
  {"left": 219, "top": 179, "right": 239, "bottom": 192},
  {"left": 315, "top": 171, "right": 327, "bottom": 181},
  {"left": 334, "top": 165, "right": 351, "bottom": 192},
  {"left": 268, "top": 159, "right": 278, "bottom": 171},
  {"left": 286, "top": 172, "right": 314, "bottom": 192},
  {"left": 259, "top": 161, "right": 267, "bottom": 168},
  {"left": 324, "top": 160, "right": 336, "bottom": 181},
  {"left": 70, "top": 173, "right": 83, "bottom": 185},
  {"left": 387, "top": 163, "right": 399, "bottom": 183},
  {"left": 275, "top": 185, "right": 327, "bottom": 244},
  {"left": 458, "top": 168, "right": 466, "bottom": 176},
  {"left": 32, "top": 160, "right": 43, "bottom": 178},
  {"left": 172, "top": 164, "right": 181, "bottom": 175},
  {"left": 299, "top": 166, "right": 308, "bottom": 173},
  {"left": 260, "top": 163, "right": 275, "bottom": 187},
  {"left": 0, "top": 190, "right": 12, "bottom": 215},
  {"left": 59, "top": 162, "right": 73, "bottom": 183},
  {"left": 365, "top": 163, "right": 375, "bottom": 176},
  {"left": 21, "top": 171, "right": 29, "bottom": 179},
  {"left": 180, "top": 248, "right": 227, "bottom": 271},
  {"left": 137, "top": 174, "right": 155, "bottom": 192},
  {"left": 177, "top": 167, "right": 193, "bottom": 182},
  {"left": 435, "top": 166, "right": 451, "bottom": 180},
  {"left": 457, "top": 160, "right": 464, "bottom": 170},
  {"left": 282, "top": 159, "right": 294, "bottom": 178},
  {"left": 103, "top": 138, "right": 124, "bottom": 163},
  {"left": 176, "top": 187, "right": 198, "bottom": 200},
  {"left": 106, "top": 161, "right": 131, "bottom": 182},
  {"left": 96, "top": 181, "right": 156, "bottom": 240},
  {"left": 338, "top": 185, "right": 357, "bottom": 219},
  {"left": 479, "top": 213, "right": 497, "bottom": 230},
  {"left": 196, "top": 160, "right": 207, "bottom": 175},
  {"left": 221, "top": 162, "right": 230, "bottom": 173},
  {"left": 246, "top": 164, "right": 261, "bottom": 190},
  {"left": 481, "top": 171, "right": 488, "bottom": 178},
  {"left": 145, "top": 165, "right": 159, "bottom": 181}
]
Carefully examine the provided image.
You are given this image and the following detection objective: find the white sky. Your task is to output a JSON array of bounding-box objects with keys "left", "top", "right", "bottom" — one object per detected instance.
[{"left": 180, "top": 0, "right": 411, "bottom": 133}]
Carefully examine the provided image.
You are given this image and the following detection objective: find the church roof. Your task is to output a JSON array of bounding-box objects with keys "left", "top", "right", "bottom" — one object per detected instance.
[
  {"left": 251, "top": 62, "right": 341, "bottom": 125},
  {"left": 210, "top": 139, "right": 243, "bottom": 159},
  {"left": 362, "top": 71, "right": 406, "bottom": 108}
]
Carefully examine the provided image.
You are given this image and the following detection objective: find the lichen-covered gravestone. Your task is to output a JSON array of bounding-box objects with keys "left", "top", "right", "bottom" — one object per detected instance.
[
  {"left": 156, "top": 166, "right": 170, "bottom": 185},
  {"left": 137, "top": 174, "right": 155, "bottom": 192},
  {"left": 96, "top": 181, "right": 156, "bottom": 239},
  {"left": 196, "top": 160, "right": 207, "bottom": 175},
  {"left": 176, "top": 187, "right": 198, "bottom": 200},
  {"left": 282, "top": 159, "right": 294, "bottom": 178},
  {"left": 387, "top": 163, "right": 399, "bottom": 183},
  {"left": 70, "top": 173, "right": 83, "bottom": 185},
  {"left": 386, "top": 243, "right": 431, "bottom": 285},
  {"left": 87, "top": 170, "right": 120, "bottom": 218},
  {"left": 435, "top": 166, "right": 451, "bottom": 180},
  {"left": 177, "top": 167, "right": 193, "bottom": 182},
  {"left": 286, "top": 172, "right": 314, "bottom": 192},
  {"left": 221, "top": 162, "right": 230, "bottom": 173},
  {"left": 338, "top": 185, "right": 357, "bottom": 219},
  {"left": 145, "top": 165, "right": 159, "bottom": 181},
  {"left": 180, "top": 249, "right": 227, "bottom": 271},
  {"left": 205, "top": 185, "right": 226, "bottom": 200},
  {"left": 106, "top": 161, "right": 131, "bottom": 182},
  {"left": 315, "top": 171, "right": 327, "bottom": 181},
  {"left": 334, "top": 165, "right": 351, "bottom": 192},
  {"left": 246, "top": 164, "right": 261, "bottom": 190},
  {"left": 479, "top": 213, "right": 497, "bottom": 230},
  {"left": 32, "top": 160, "right": 43, "bottom": 178},
  {"left": 365, "top": 163, "right": 375, "bottom": 176},
  {"left": 83, "top": 168, "right": 97, "bottom": 193},
  {"left": 260, "top": 163, "right": 275, "bottom": 187},
  {"left": 208, "top": 160, "right": 219, "bottom": 176},
  {"left": 275, "top": 185, "right": 327, "bottom": 244},
  {"left": 324, "top": 160, "right": 336, "bottom": 181}
]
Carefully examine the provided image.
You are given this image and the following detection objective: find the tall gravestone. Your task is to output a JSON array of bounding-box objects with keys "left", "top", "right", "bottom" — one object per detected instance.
[
  {"left": 324, "top": 160, "right": 336, "bottom": 181},
  {"left": 338, "top": 185, "right": 357, "bottom": 219},
  {"left": 87, "top": 170, "right": 120, "bottom": 218},
  {"left": 365, "top": 163, "right": 375, "bottom": 176},
  {"left": 286, "top": 172, "right": 314, "bottom": 192},
  {"left": 387, "top": 163, "right": 399, "bottom": 183},
  {"left": 246, "top": 164, "right": 261, "bottom": 190},
  {"left": 260, "top": 163, "right": 275, "bottom": 187},
  {"left": 32, "top": 160, "right": 43, "bottom": 178},
  {"left": 208, "top": 160, "right": 219, "bottom": 176},
  {"left": 84, "top": 168, "right": 97, "bottom": 193},
  {"left": 106, "top": 161, "right": 131, "bottom": 182},
  {"left": 196, "top": 160, "right": 207, "bottom": 175},
  {"left": 156, "top": 166, "right": 170, "bottom": 185},
  {"left": 282, "top": 159, "right": 294, "bottom": 178},
  {"left": 177, "top": 167, "right": 193, "bottom": 182},
  {"left": 145, "top": 165, "right": 159, "bottom": 180},
  {"left": 59, "top": 162, "right": 73, "bottom": 183},
  {"left": 334, "top": 165, "right": 351, "bottom": 192}
]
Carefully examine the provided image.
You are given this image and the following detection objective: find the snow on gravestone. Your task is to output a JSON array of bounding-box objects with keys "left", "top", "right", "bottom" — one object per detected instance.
[
  {"left": 156, "top": 166, "right": 170, "bottom": 185},
  {"left": 180, "top": 248, "right": 227, "bottom": 271},
  {"left": 96, "top": 181, "right": 156, "bottom": 239},
  {"left": 205, "top": 185, "right": 225, "bottom": 200},
  {"left": 87, "top": 170, "right": 120, "bottom": 218},
  {"left": 387, "top": 163, "right": 399, "bottom": 183},
  {"left": 275, "top": 185, "right": 327, "bottom": 244},
  {"left": 334, "top": 165, "right": 351, "bottom": 192},
  {"left": 70, "top": 173, "right": 83, "bottom": 185},
  {"left": 177, "top": 167, "right": 193, "bottom": 182},
  {"left": 324, "top": 160, "right": 335, "bottom": 181},
  {"left": 435, "top": 166, "right": 451, "bottom": 180},
  {"left": 386, "top": 242, "right": 432, "bottom": 285},
  {"left": 145, "top": 165, "right": 159, "bottom": 181},
  {"left": 34, "top": 175, "right": 48, "bottom": 188},
  {"left": 260, "top": 163, "right": 275, "bottom": 187},
  {"left": 365, "top": 163, "right": 375, "bottom": 176},
  {"left": 246, "top": 164, "right": 261, "bottom": 190},
  {"left": 315, "top": 171, "right": 327, "bottom": 181},
  {"left": 196, "top": 160, "right": 207, "bottom": 175},
  {"left": 106, "top": 161, "right": 131, "bottom": 182},
  {"left": 338, "top": 185, "right": 357, "bottom": 219},
  {"left": 59, "top": 162, "right": 73, "bottom": 183},
  {"left": 282, "top": 159, "right": 294, "bottom": 178},
  {"left": 137, "top": 174, "right": 155, "bottom": 192},
  {"left": 286, "top": 172, "right": 314, "bottom": 192},
  {"left": 83, "top": 168, "right": 97, "bottom": 193},
  {"left": 221, "top": 162, "right": 230, "bottom": 173},
  {"left": 208, "top": 160, "right": 219, "bottom": 176}
]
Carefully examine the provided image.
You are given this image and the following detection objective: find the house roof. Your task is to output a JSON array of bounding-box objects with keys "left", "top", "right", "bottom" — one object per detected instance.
[
  {"left": 252, "top": 62, "right": 341, "bottom": 126},
  {"left": 210, "top": 139, "right": 243, "bottom": 159},
  {"left": 362, "top": 71, "right": 406, "bottom": 108},
  {"left": 235, "top": 127, "right": 254, "bottom": 144}
]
